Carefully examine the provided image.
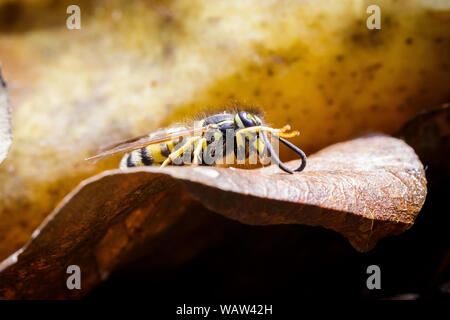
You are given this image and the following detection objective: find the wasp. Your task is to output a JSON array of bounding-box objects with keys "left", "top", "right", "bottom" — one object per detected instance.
[{"left": 86, "top": 110, "right": 306, "bottom": 174}]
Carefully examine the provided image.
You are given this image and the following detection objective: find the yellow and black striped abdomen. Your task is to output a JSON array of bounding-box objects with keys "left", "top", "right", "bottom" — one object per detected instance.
[{"left": 120, "top": 139, "right": 179, "bottom": 168}]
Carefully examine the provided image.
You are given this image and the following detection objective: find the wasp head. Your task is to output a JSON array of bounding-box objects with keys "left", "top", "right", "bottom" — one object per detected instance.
[{"left": 236, "top": 111, "right": 263, "bottom": 128}]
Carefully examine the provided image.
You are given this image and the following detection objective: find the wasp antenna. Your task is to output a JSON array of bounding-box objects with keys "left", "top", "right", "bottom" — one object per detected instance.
[
  {"left": 261, "top": 131, "right": 307, "bottom": 173},
  {"left": 261, "top": 131, "right": 294, "bottom": 174},
  {"left": 277, "top": 136, "right": 307, "bottom": 172}
]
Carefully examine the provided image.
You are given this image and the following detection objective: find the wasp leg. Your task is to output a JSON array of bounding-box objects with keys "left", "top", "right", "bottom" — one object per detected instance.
[
  {"left": 236, "top": 125, "right": 299, "bottom": 138},
  {"left": 160, "top": 136, "right": 201, "bottom": 168},
  {"left": 276, "top": 131, "right": 299, "bottom": 138},
  {"left": 192, "top": 138, "right": 207, "bottom": 165}
]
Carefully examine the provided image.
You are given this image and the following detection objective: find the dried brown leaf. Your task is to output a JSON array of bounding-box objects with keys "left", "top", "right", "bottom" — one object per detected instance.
[
  {"left": 0, "top": 68, "right": 11, "bottom": 164},
  {"left": 0, "top": 134, "right": 426, "bottom": 299}
]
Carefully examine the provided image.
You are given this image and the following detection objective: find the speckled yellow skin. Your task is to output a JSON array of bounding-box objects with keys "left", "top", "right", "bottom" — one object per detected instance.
[{"left": 0, "top": 0, "right": 449, "bottom": 259}]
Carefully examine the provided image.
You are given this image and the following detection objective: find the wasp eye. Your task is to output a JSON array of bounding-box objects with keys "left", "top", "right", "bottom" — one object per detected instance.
[{"left": 238, "top": 111, "right": 255, "bottom": 127}]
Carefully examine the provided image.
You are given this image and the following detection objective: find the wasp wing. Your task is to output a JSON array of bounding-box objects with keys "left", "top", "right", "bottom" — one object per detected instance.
[
  {"left": 98, "top": 133, "right": 153, "bottom": 152},
  {"left": 85, "top": 126, "right": 206, "bottom": 162}
]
